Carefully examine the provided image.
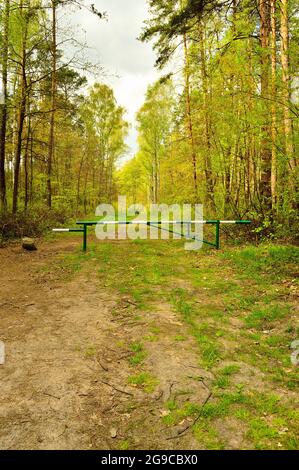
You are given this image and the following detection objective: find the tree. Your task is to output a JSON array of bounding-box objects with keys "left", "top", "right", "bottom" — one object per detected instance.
[
  {"left": 270, "top": 0, "right": 277, "bottom": 209},
  {"left": 133, "top": 0, "right": 298, "bottom": 227},
  {"left": 280, "top": 0, "right": 296, "bottom": 202},
  {"left": 80, "top": 83, "right": 128, "bottom": 205},
  {"left": 136, "top": 80, "right": 173, "bottom": 204},
  {"left": 183, "top": 30, "right": 198, "bottom": 201},
  {"left": 0, "top": 0, "right": 10, "bottom": 213},
  {"left": 47, "top": 0, "right": 57, "bottom": 209},
  {"left": 12, "top": 0, "right": 30, "bottom": 214},
  {"left": 258, "top": 0, "right": 272, "bottom": 212}
]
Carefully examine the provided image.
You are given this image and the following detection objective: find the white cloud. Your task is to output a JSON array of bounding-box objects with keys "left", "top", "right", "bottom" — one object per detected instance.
[{"left": 65, "top": 0, "right": 159, "bottom": 159}]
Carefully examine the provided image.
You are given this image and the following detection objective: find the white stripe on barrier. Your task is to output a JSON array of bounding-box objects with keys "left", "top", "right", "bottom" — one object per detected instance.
[
  {"left": 94, "top": 220, "right": 209, "bottom": 224},
  {"left": 88, "top": 221, "right": 240, "bottom": 225},
  {"left": 53, "top": 221, "right": 242, "bottom": 230}
]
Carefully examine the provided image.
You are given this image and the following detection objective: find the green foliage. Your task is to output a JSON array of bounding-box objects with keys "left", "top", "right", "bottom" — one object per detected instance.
[
  {"left": 0, "top": 207, "right": 72, "bottom": 239},
  {"left": 141, "top": 0, "right": 222, "bottom": 67},
  {"left": 0, "top": 1, "right": 127, "bottom": 224},
  {"left": 118, "top": 80, "right": 174, "bottom": 205},
  {"left": 132, "top": 0, "right": 299, "bottom": 231}
]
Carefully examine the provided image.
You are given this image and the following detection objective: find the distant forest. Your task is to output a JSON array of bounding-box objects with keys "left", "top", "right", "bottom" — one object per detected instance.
[{"left": 0, "top": 0, "right": 298, "bottom": 238}]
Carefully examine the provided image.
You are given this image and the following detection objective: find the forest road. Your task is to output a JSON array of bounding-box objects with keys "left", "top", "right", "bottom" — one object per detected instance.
[{"left": 0, "top": 238, "right": 208, "bottom": 450}]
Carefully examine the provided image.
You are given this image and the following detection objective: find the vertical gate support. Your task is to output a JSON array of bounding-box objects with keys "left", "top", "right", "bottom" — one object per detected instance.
[
  {"left": 215, "top": 220, "right": 220, "bottom": 250},
  {"left": 83, "top": 224, "right": 87, "bottom": 252}
]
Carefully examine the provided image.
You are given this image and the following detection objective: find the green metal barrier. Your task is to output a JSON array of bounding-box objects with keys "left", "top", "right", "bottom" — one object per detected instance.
[{"left": 53, "top": 220, "right": 251, "bottom": 252}]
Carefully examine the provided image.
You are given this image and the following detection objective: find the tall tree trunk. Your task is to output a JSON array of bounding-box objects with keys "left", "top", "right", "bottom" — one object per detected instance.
[
  {"left": 270, "top": 0, "right": 277, "bottom": 209},
  {"left": 24, "top": 112, "right": 31, "bottom": 211},
  {"left": 199, "top": 24, "right": 215, "bottom": 211},
  {"left": 76, "top": 153, "right": 85, "bottom": 214},
  {"left": 280, "top": 0, "right": 296, "bottom": 181},
  {"left": 12, "top": 0, "right": 28, "bottom": 214},
  {"left": 0, "top": 0, "right": 10, "bottom": 213},
  {"left": 12, "top": 89, "right": 26, "bottom": 214},
  {"left": 29, "top": 124, "right": 33, "bottom": 203},
  {"left": 258, "top": 0, "right": 272, "bottom": 212},
  {"left": 152, "top": 147, "right": 158, "bottom": 205},
  {"left": 47, "top": 0, "right": 57, "bottom": 209},
  {"left": 223, "top": 2, "right": 237, "bottom": 216},
  {"left": 246, "top": 38, "right": 256, "bottom": 204},
  {"left": 183, "top": 32, "right": 198, "bottom": 202}
]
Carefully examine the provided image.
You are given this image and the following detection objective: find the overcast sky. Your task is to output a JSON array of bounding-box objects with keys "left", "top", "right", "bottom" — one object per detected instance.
[{"left": 67, "top": 0, "right": 159, "bottom": 161}]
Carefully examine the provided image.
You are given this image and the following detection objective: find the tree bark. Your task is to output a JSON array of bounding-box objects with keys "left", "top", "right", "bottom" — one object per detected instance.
[
  {"left": 0, "top": 0, "right": 10, "bottom": 213},
  {"left": 199, "top": 23, "right": 215, "bottom": 211},
  {"left": 47, "top": 0, "right": 57, "bottom": 209},
  {"left": 12, "top": 0, "right": 28, "bottom": 214},
  {"left": 183, "top": 32, "right": 198, "bottom": 202},
  {"left": 24, "top": 112, "right": 31, "bottom": 211},
  {"left": 280, "top": 0, "right": 296, "bottom": 173},
  {"left": 258, "top": 0, "right": 272, "bottom": 212},
  {"left": 270, "top": 0, "right": 277, "bottom": 209}
]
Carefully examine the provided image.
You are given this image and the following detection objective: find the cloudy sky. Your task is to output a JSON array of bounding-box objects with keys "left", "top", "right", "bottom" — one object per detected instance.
[{"left": 67, "top": 0, "right": 159, "bottom": 161}]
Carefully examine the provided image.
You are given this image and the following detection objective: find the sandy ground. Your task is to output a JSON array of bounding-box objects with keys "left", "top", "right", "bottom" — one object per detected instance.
[{"left": 0, "top": 238, "right": 212, "bottom": 450}]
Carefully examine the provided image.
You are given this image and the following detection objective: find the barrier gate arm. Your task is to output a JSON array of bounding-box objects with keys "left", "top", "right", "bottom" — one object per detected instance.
[{"left": 53, "top": 220, "right": 251, "bottom": 252}]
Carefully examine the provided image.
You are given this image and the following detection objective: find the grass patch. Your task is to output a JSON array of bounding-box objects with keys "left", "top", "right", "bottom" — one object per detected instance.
[
  {"left": 161, "top": 401, "right": 202, "bottom": 427},
  {"left": 55, "top": 240, "right": 298, "bottom": 449},
  {"left": 130, "top": 342, "right": 143, "bottom": 353},
  {"left": 170, "top": 289, "right": 222, "bottom": 368},
  {"left": 220, "top": 365, "right": 241, "bottom": 376},
  {"left": 128, "top": 342, "right": 147, "bottom": 366},
  {"left": 118, "top": 440, "right": 130, "bottom": 450},
  {"left": 128, "top": 372, "right": 159, "bottom": 393},
  {"left": 247, "top": 418, "right": 278, "bottom": 449},
  {"left": 193, "top": 422, "right": 225, "bottom": 449},
  {"left": 85, "top": 346, "right": 96, "bottom": 358},
  {"left": 222, "top": 245, "right": 299, "bottom": 282},
  {"left": 174, "top": 335, "right": 186, "bottom": 342},
  {"left": 244, "top": 304, "right": 290, "bottom": 329}
]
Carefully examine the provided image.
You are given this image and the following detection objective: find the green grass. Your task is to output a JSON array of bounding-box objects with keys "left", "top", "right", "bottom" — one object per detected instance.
[
  {"left": 220, "top": 365, "right": 241, "bottom": 376},
  {"left": 118, "top": 440, "right": 130, "bottom": 450},
  {"left": 161, "top": 401, "right": 202, "bottom": 426},
  {"left": 128, "top": 342, "right": 147, "bottom": 366},
  {"left": 84, "top": 345, "right": 97, "bottom": 358},
  {"left": 221, "top": 244, "right": 299, "bottom": 282},
  {"left": 129, "top": 352, "right": 146, "bottom": 366},
  {"left": 193, "top": 422, "right": 225, "bottom": 450},
  {"left": 174, "top": 335, "right": 186, "bottom": 342},
  {"left": 247, "top": 418, "right": 279, "bottom": 449},
  {"left": 56, "top": 239, "right": 298, "bottom": 449},
  {"left": 129, "top": 341, "right": 143, "bottom": 353},
  {"left": 127, "top": 372, "right": 159, "bottom": 393},
  {"left": 244, "top": 304, "right": 290, "bottom": 329}
]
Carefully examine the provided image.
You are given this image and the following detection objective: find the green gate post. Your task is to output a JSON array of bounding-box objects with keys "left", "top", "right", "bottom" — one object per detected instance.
[
  {"left": 215, "top": 220, "right": 220, "bottom": 249},
  {"left": 83, "top": 224, "right": 87, "bottom": 252}
]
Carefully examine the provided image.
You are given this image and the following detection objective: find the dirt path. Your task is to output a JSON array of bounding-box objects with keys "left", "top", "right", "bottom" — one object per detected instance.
[{"left": 0, "top": 238, "right": 209, "bottom": 450}]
